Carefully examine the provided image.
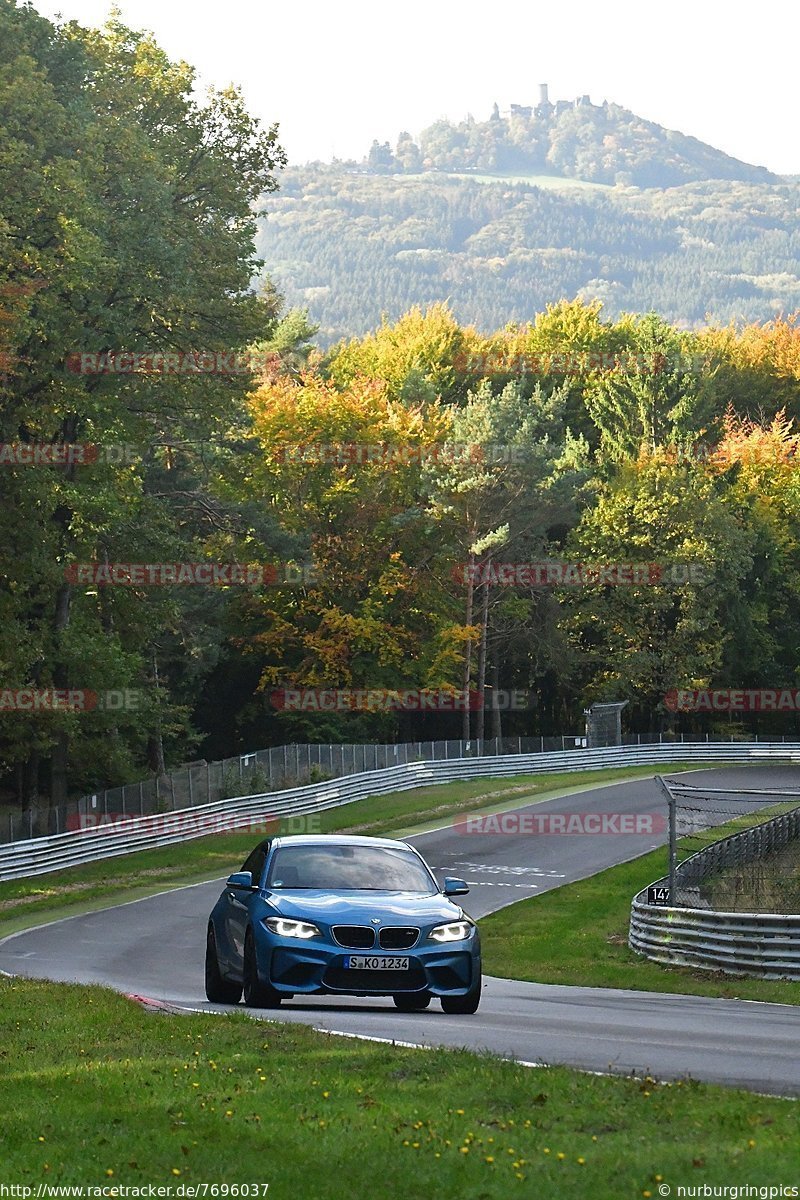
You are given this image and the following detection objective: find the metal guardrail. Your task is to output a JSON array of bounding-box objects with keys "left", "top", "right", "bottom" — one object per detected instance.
[
  {"left": 629, "top": 904, "right": 800, "bottom": 980},
  {"left": 630, "top": 795, "right": 800, "bottom": 980},
  {"left": 7, "top": 731, "right": 797, "bottom": 844},
  {"left": 13, "top": 730, "right": 762, "bottom": 845},
  {"left": 2, "top": 741, "right": 798, "bottom": 883}
]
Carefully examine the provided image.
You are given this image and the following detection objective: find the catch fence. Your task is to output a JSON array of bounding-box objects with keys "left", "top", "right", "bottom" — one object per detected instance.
[{"left": 630, "top": 776, "right": 800, "bottom": 978}]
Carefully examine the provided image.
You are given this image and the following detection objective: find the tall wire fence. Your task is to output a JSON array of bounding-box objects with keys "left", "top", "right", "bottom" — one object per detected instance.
[
  {"left": 3, "top": 735, "right": 584, "bottom": 842},
  {"left": 3, "top": 729, "right": 796, "bottom": 844},
  {"left": 657, "top": 776, "right": 800, "bottom": 912}
]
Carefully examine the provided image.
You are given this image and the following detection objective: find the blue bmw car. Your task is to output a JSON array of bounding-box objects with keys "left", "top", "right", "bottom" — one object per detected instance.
[{"left": 205, "top": 834, "right": 482, "bottom": 1013}]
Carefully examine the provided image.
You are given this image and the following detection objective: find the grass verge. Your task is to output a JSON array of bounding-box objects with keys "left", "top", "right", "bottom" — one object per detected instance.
[
  {"left": 0, "top": 976, "right": 795, "bottom": 1195},
  {"left": 0, "top": 764, "right": 676, "bottom": 934},
  {"left": 481, "top": 847, "right": 800, "bottom": 1004}
]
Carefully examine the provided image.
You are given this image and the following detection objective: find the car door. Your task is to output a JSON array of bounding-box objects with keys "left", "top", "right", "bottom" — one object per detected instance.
[{"left": 224, "top": 842, "right": 268, "bottom": 967}]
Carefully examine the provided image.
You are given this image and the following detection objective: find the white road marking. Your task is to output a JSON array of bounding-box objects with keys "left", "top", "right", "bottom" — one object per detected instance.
[{"left": 453, "top": 861, "right": 565, "bottom": 877}]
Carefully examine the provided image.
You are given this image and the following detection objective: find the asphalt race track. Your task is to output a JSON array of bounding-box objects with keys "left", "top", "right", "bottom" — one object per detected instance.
[{"left": 2, "top": 766, "right": 800, "bottom": 1095}]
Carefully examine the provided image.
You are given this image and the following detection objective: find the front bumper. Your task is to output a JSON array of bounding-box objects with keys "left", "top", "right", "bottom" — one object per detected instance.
[{"left": 257, "top": 935, "right": 480, "bottom": 997}]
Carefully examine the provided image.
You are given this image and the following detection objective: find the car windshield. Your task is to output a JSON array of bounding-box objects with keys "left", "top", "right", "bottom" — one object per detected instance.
[{"left": 266, "top": 844, "right": 437, "bottom": 892}]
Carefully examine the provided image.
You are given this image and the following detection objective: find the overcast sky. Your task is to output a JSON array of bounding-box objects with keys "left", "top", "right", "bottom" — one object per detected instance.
[{"left": 35, "top": 0, "right": 800, "bottom": 176}]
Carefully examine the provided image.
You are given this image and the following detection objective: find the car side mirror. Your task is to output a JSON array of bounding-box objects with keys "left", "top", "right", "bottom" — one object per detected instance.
[
  {"left": 226, "top": 871, "right": 256, "bottom": 890},
  {"left": 443, "top": 877, "right": 469, "bottom": 897}
]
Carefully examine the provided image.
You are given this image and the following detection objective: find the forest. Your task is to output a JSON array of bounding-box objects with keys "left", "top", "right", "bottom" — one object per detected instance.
[
  {"left": 257, "top": 167, "right": 800, "bottom": 346},
  {"left": 2, "top": 2, "right": 800, "bottom": 810}
]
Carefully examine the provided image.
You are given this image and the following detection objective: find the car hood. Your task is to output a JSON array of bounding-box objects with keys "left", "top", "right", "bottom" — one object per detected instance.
[{"left": 262, "top": 889, "right": 463, "bottom": 925}]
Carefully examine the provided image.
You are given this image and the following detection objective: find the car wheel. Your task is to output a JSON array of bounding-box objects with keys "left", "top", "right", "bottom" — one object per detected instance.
[
  {"left": 205, "top": 925, "right": 242, "bottom": 1005},
  {"left": 393, "top": 991, "right": 432, "bottom": 1011},
  {"left": 243, "top": 928, "right": 282, "bottom": 1008},
  {"left": 440, "top": 974, "right": 481, "bottom": 1015}
]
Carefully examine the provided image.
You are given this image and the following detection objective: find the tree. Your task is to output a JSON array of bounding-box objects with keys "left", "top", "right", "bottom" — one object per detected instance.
[
  {"left": 0, "top": 5, "right": 286, "bottom": 805},
  {"left": 561, "top": 456, "right": 752, "bottom": 725},
  {"left": 424, "top": 378, "right": 585, "bottom": 739},
  {"left": 367, "top": 140, "right": 396, "bottom": 173},
  {"left": 583, "top": 313, "right": 715, "bottom": 459},
  {"left": 395, "top": 132, "right": 422, "bottom": 174}
]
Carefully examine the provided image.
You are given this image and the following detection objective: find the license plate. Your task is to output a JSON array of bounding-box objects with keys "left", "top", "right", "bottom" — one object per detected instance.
[{"left": 343, "top": 956, "right": 410, "bottom": 970}]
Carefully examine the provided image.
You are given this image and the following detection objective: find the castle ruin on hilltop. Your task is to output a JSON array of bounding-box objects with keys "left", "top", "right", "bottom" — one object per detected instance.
[{"left": 506, "top": 84, "right": 605, "bottom": 119}]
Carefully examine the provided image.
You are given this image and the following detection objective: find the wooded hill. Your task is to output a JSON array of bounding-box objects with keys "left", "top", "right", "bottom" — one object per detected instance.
[
  {"left": 363, "top": 100, "right": 777, "bottom": 188},
  {"left": 257, "top": 167, "right": 800, "bottom": 348},
  {"left": 256, "top": 100, "right": 794, "bottom": 348}
]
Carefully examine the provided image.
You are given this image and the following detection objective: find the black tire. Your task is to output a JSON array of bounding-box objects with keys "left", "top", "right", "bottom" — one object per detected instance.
[
  {"left": 205, "top": 925, "right": 242, "bottom": 1005},
  {"left": 243, "top": 929, "right": 282, "bottom": 1008},
  {"left": 393, "top": 991, "right": 432, "bottom": 1011},
  {"left": 440, "top": 975, "right": 481, "bottom": 1015}
]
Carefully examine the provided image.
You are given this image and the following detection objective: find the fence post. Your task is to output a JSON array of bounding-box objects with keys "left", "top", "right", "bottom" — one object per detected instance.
[
  {"left": 668, "top": 793, "right": 677, "bottom": 904},
  {"left": 188, "top": 768, "right": 193, "bottom": 807},
  {"left": 655, "top": 776, "right": 677, "bottom": 905}
]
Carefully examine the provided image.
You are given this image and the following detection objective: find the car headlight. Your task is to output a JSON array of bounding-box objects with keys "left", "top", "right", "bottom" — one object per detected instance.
[
  {"left": 428, "top": 920, "right": 474, "bottom": 943},
  {"left": 264, "top": 917, "right": 321, "bottom": 940}
]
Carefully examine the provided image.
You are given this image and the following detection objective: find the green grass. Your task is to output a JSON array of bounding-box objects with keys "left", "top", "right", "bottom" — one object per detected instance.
[
  {"left": 709, "top": 838, "right": 800, "bottom": 913},
  {"left": 0, "top": 765, "right": 675, "bottom": 935},
  {"left": 0, "top": 976, "right": 795, "bottom": 1195},
  {"left": 481, "top": 848, "right": 800, "bottom": 1005}
]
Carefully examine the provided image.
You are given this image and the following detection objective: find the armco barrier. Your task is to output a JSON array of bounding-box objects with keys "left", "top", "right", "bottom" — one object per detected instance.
[
  {"left": 1, "top": 741, "right": 799, "bottom": 883},
  {"left": 630, "top": 795, "right": 800, "bottom": 980},
  {"left": 629, "top": 903, "right": 800, "bottom": 980}
]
